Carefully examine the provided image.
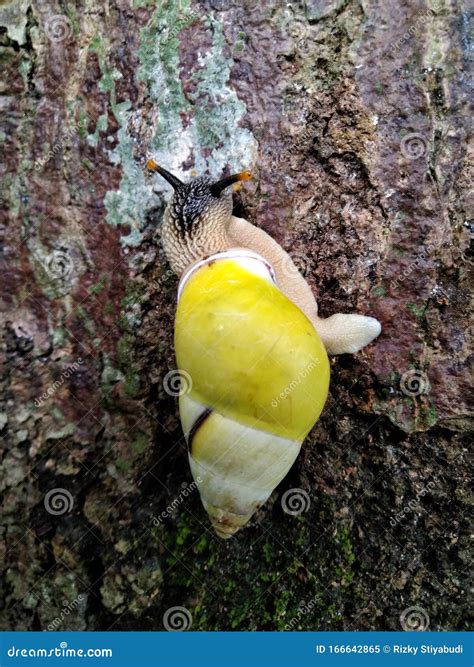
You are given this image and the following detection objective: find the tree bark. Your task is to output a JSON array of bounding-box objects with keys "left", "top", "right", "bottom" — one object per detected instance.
[{"left": 0, "top": 0, "right": 471, "bottom": 631}]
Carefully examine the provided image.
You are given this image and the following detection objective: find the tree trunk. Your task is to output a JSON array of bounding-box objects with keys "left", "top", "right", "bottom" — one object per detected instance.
[{"left": 1, "top": 0, "right": 470, "bottom": 631}]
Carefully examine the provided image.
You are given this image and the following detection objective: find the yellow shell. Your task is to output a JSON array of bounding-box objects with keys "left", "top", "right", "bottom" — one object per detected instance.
[{"left": 175, "top": 250, "right": 329, "bottom": 537}]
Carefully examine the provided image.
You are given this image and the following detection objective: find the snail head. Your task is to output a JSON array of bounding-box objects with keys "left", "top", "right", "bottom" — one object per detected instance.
[{"left": 146, "top": 160, "right": 252, "bottom": 238}]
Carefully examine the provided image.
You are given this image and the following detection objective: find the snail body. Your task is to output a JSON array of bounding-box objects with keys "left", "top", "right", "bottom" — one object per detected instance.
[
  {"left": 147, "top": 161, "right": 381, "bottom": 538},
  {"left": 176, "top": 249, "right": 329, "bottom": 537}
]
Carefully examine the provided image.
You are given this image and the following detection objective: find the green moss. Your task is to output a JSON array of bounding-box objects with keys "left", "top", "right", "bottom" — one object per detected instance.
[
  {"left": 98, "top": 68, "right": 120, "bottom": 95},
  {"left": 81, "top": 158, "right": 94, "bottom": 171},
  {"left": 131, "top": 432, "right": 150, "bottom": 455},
  {"left": 64, "top": 5, "right": 81, "bottom": 38},
  {"left": 115, "top": 297, "right": 142, "bottom": 390},
  {"left": 123, "top": 368, "right": 140, "bottom": 397},
  {"left": 77, "top": 109, "right": 89, "bottom": 139},
  {"left": 421, "top": 404, "right": 438, "bottom": 428},
  {"left": 116, "top": 334, "right": 132, "bottom": 365},
  {"left": 89, "top": 274, "right": 108, "bottom": 294},
  {"left": 51, "top": 407, "right": 65, "bottom": 422},
  {"left": 333, "top": 525, "right": 355, "bottom": 583},
  {"left": 273, "top": 589, "right": 293, "bottom": 621},
  {"left": 118, "top": 313, "right": 132, "bottom": 332},
  {"left": 16, "top": 285, "right": 30, "bottom": 306},
  {"left": 88, "top": 113, "right": 108, "bottom": 148},
  {"left": 118, "top": 283, "right": 145, "bottom": 330},
  {"left": 116, "top": 457, "right": 130, "bottom": 472},
  {"left": 371, "top": 284, "right": 387, "bottom": 298},
  {"left": 391, "top": 244, "right": 407, "bottom": 256},
  {"left": 175, "top": 523, "right": 192, "bottom": 548},
  {"left": 18, "top": 55, "right": 31, "bottom": 90},
  {"left": 88, "top": 33, "right": 131, "bottom": 124},
  {"left": 52, "top": 327, "right": 67, "bottom": 347},
  {"left": 121, "top": 283, "right": 145, "bottom": 310},
  {"left": 407, "top": 302, "right": 428, "bottom": 319},
  {"left": 150, "top": 490, "right": 356, "bottom": 631},
  {"left": 229, "top": 602, "right": 253, "bottom": 629},
  {"left": 74, "top": 306, "right": 97, "bottom": 337},
  {"left": 100, "top": 353, "right": 124, "bottom": 404},
  {"left": 194, "top": 535, "right": 209, "bottom": 554}
]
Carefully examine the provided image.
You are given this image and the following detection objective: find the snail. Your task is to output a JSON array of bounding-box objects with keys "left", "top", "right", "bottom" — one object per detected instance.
[{"left": 147, "top": 160, "right": 381, "bottom": 538}]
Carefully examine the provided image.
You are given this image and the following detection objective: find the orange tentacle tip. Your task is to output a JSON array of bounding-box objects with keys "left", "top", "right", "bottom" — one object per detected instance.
[
  {"left": 146, "top": 159, "right": 159, "bottom": 171},
  {"left": 232, "top": 171, "right": 253, "bottom": 191}
]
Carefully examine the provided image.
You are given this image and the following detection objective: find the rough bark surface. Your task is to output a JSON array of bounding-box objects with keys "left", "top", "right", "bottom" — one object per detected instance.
[{"left": 0, "top": 0, "right": 471, "bottom": 631}]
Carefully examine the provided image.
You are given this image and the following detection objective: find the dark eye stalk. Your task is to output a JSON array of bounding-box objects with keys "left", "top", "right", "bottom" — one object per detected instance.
[
  {"left": 146, "top": 159, "right": 184, "bottom": 190},
  {"left": 146, "top": 159, "right": 252, "bottom": 196},
  {"left": 209, "top": 171, "right": 252, "bottom": 196}
]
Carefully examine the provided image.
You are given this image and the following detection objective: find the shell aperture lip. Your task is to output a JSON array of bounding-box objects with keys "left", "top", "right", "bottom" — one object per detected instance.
[{"left": 177, "top": 248, "right": 277, "bottom": 302}]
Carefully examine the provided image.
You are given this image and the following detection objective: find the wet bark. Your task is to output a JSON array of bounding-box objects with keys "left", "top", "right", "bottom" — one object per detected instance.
[{"left": 0, "top": 0, "right": 471, "bottom": 631}]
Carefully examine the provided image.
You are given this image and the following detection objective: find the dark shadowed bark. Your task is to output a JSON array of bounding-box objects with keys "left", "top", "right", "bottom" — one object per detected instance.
[{"left": 0, "top": 0, "right": 471, "bottom": 631}]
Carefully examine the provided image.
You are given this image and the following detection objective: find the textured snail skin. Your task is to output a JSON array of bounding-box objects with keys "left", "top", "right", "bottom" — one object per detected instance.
[
  {"left": 175, "top": 253, "right": 330, "bottom": 538},
  {"left": 227, "top": 216, "right": 382, "bottom": 355}
]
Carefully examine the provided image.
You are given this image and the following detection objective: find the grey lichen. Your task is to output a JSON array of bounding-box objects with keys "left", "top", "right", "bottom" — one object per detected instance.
[
  {"left": 104, "top": 1, "right": 257, "bottom": 248},
  {"left": 0, "top": 0, "right": 30, "bottom": 45}
]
